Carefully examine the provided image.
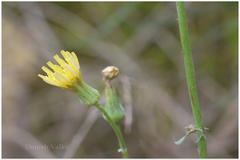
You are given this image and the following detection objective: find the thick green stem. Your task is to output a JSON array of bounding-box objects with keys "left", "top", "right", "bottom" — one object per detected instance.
[
  {"left": 176, "top": 2, "right": 207, "bottom": 158},
  {"left": 95, "top": 103, "right": 128, "bottom": 158}
]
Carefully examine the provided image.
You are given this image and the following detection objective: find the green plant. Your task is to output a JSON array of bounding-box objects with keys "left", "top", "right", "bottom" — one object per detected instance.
[{"left": 38, "top": 51, "right": 128, "bottom": 158}]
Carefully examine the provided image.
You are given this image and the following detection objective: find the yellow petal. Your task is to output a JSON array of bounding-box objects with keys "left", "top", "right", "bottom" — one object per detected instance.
[
  {"left": 41, "top": 66, "right": 53, "bottom": 76},
  {"left": 61, "top": 50, "right": 79, "bottom": 75},
  {"left": 47, "top": 61, "right": 63, "bottom": 74},
  {"left": 38, "top": 74, "right": 60, "bottom": 87},
  {"left": 54, "top": 54, "right": 67, "bottom": 68},
  {"left": 71, "top": 52, "right": 80, "bottom": 70},
  {"left": 47, "top": 61, "right": 75, "bottom": 81},
  {"left": 54, "top": 72, "right": 71, "bottom": 87},
  {"left": 63, "top": 63, "right": 79, "bottom": 78}
]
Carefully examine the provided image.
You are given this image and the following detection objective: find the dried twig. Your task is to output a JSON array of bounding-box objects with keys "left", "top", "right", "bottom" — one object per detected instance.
[
  {"left": 121, "top": 76, "right": 133, "bottom": 134},
  {"left": 63, "top": 108, "right": 100, "bottom": 158}
]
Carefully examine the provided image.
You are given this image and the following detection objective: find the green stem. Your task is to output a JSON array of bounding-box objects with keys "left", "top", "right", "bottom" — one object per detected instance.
[
  {"left": 176, "top": 2, "right": 207, "bottom": 158},
  {"left": 95, "top": 103, "right": 129, "bottom": 158}
]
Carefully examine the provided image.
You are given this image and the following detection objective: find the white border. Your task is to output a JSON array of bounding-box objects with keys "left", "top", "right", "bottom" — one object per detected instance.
[{"left": 1, "top": 0, "right": 239, "bottom": 160}]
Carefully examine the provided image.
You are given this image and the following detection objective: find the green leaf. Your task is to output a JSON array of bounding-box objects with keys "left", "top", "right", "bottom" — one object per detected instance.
[{"left": 175, "top": 135, "right": 187, "bottom": 146}]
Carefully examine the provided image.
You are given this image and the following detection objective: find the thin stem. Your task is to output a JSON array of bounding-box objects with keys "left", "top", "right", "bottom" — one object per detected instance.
[
  {"left": 176, "top": 2, "right": 207, "bottom": 158},
  {"left": 95, "top": 103, "right": 129, "bottom": 158}
]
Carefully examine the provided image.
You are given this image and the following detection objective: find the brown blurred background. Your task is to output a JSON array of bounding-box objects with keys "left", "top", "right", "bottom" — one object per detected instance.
[{"left": 2, "top": 2, "right": 238, "bottom": 158}]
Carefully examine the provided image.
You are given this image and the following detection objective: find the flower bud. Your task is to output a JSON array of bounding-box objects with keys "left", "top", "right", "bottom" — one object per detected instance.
[
  {"left": 102, "top": 66, "right": 120, "bottom": 83},
  {"left": 105, "top": 85, "right": 125, "bottom": 123}
]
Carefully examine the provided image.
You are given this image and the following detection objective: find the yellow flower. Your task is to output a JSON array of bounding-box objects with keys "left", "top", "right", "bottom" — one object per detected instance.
[
  {"left": 38, "top": 50, "right": 81, "bottom": 90},
  {"left": 38, "top": 50, "right": 100, "bottom": 106}
]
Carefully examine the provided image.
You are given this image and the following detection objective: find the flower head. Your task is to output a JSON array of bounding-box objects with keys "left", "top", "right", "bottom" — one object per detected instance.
[
  {"left": 38, "top": 50, "right": 81, "bottom": 90},
  {"left": 38, "top": 50, "right": 100, "bottom": 106}
]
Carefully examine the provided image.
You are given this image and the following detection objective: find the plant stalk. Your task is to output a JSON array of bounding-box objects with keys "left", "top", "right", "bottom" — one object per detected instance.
[
  {"left": 95, "top": 103, "right": 128, "bottom": 158},
  {"left": 176, "top": 2, "right": 207, "bottom": 158}
]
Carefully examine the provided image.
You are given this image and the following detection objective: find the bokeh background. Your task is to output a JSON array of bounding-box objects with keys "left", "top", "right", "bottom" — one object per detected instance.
[{"left": 2, "top": 2, "right": 238, "bottom": 158}]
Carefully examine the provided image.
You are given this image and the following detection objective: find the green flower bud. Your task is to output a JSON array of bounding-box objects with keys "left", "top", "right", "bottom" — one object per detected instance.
[
  {"left": 105, "top": 86, "right": 125, "bottom": 123},
  {"left": 73, "top": 81, "right": 100, "bottom": 106}
]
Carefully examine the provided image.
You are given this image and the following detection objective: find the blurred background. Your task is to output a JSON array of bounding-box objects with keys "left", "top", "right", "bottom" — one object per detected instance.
[{"left": 2, "top": 2, "right": 238, "bottom": 158}]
